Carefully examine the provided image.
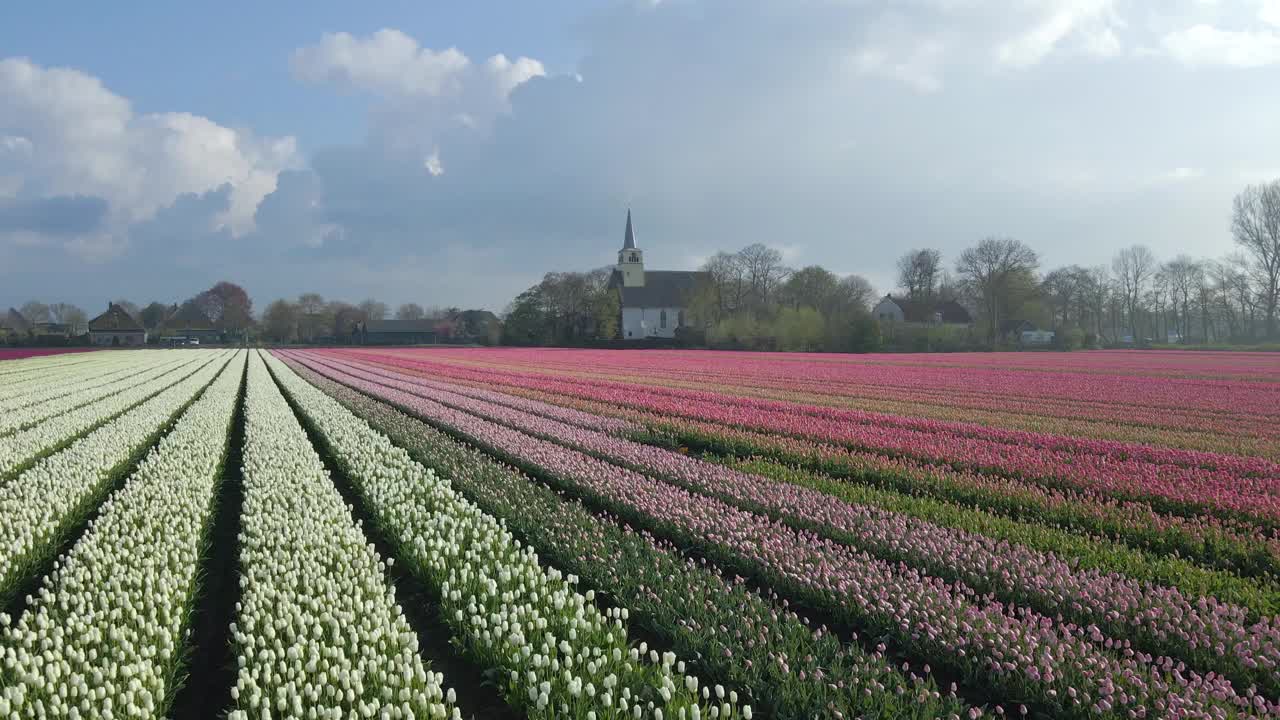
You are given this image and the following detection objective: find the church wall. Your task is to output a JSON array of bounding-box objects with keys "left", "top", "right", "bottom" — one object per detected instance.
[{"left": 622, "top": 306, "right": 685, "bottom": 339}]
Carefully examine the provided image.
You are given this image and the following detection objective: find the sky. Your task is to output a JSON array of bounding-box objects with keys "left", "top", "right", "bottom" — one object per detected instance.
[{"left": 2, "top": 0, "right": 1279, "bottom": 314}]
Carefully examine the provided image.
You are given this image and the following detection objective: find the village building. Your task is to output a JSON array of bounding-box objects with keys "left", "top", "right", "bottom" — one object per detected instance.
[
  {"left": 355, "top": 319, "right": 438, "bottom": 345},
  {"left": 87, "top": 302, "right": 147, "bottom": 346},
  {"left": 873, "top": 295, "right": 973, "bottom": 326},
  {"left": 0, "top": 308, "right": 30, "bottom": 342},
  {"left": 607, "top": 210, "right": 709, "bottom": 340},
  {"left": 157, "top": 302, "right": 221, "bottom": 345}
]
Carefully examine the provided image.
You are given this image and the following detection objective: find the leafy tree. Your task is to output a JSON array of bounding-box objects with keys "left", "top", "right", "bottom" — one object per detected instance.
[
  {"left": 139, "top": 302, "right": 170, "bottom": 330},
  {"left": 196, "top": 281, "right": 253, "bottom": 333},
  {"left": 261, "top": 299, "right": 299, "bottom": 342}
]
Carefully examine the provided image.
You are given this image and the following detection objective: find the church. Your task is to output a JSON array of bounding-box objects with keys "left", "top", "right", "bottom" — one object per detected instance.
[{"left": 608, "top": 210, "right": 709, "bottom": 340}]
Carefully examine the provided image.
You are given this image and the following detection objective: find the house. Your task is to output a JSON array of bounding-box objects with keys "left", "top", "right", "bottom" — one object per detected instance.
[
  {"left": 0, "top": 308, "right": 30, "bottom": 341},
  {"left": 607, "top": 209, "right": 710, "bottom": 340},
  {"left": 873, "top": 295, "right": 973, "bottom": 326},
  {"left": 357, "top": 319, "right": 437, "bottom": 345},
  {"left": 32, "top": 322, "right": 74, "bottom": 340},
  {"left": 158, "top": 302, "right": 221, "bottom": 345},
  {"left": 87, "top": 302, "right": 147, "bottom": 346}
]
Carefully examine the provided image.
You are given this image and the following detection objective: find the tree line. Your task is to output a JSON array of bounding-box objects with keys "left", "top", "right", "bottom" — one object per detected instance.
[
  {"left": 502, "top": 178, "right": 1280, "bottom": 351},
  {"left": 5, "top": 282, "right": 498, "bottom": 347}
]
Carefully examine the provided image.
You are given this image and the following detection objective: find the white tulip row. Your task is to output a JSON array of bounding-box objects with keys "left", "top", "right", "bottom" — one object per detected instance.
[
  {"left": 0, "top": 351, "right": 246, "bottom": 718},
  {"left": 0, "top": 352, "right": 232, "bottom": 601},
  {"left": 228, "top": 352, "right": 457, "bottom": 720},
  {"left": 0, "top": 350, "right": 223, "bottom": 479},
  {"left": 0, "top": 354, "right": 199, "bottom": 435},
  {"left": 0, "top": 351, "right": 170, "bottom": 408},
  {"left": 265, "top": 352, "right": 748, "bottom": 720},
  {"left": 0, "top": 353, "right": 141, "bottom": 399}
]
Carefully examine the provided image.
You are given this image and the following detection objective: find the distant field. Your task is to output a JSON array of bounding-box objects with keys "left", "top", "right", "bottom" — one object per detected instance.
[
  {"left": 2, "top": 346, "right": 1279, "bottom": 719},
  {"left": 0, "top": 347, "right": 96, "bottom": 361}
]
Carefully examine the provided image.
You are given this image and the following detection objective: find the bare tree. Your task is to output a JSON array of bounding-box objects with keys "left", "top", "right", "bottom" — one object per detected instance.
[
  {"left": 49, "top": 303, "right": 88, "bottom": 334},
  {"left": 358, "top": 299, "right": 389, "bottom": 322},
  {"left": 1232, "top": 180, "right": 1280, "bottom": 338},
  {"left": 395, "top": 303, "right": 426, "bottom": 321},
  {"left": 20, "top": 301, "right": 50, "bottom": 324},
  {"left": 955, "top": 237, "right": 1039, "bottom": 346},
  {"left": 737, "top": 243, "right": 791, "bottom": 311},
  {"left": 1160, "top": 255, "right": 1202, "bottom": 342},
  {"left": 896, "top": 248, "right": 942, "bottom": 302},
  {"left": 111, "top": 299, "right": 141, "bottom": 320},
  {"left": 701, "top": 251, "right": 747, "bottom": 315},
  {"left": 836, "top": 274, "right": 876, "bottom": 313},
  {"left": 1111, "top": 245, "right": 1157, "bottom": 341}
]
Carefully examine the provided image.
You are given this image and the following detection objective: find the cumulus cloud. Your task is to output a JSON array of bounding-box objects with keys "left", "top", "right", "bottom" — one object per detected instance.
[
  {"left": 995, "top": 0, "right": 1124, "bottom": 68},
  {"left": 0, "top": 57, "right": 299, "bottom": 257},
  {"left": 5, "top": 0, "right": 1279, "bottom": 314},
  {"left": 291, "top": 29, "right": 545, "bottom": 151}
]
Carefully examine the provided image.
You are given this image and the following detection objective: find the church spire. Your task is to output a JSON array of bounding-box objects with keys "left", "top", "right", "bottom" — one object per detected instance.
[{"left": 623, "top": 208, "right": 636, "bottom": 250}]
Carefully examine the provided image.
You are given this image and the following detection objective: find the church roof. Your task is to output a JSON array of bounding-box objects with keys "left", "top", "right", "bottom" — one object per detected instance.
[
  {"left": 622, "top": 209, "right": 636, "bottom": 250},
  {"left": 88, "top": 303, "right": 144, "bottom": 332},
  {"left": 613, "top": 270, "right": 709, "bottom": 308}
]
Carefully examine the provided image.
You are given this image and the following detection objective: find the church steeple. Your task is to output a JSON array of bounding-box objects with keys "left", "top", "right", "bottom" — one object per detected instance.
[
  {"left": 623, "top": 208, "right": 636, "bottom": 250},
  {"left": 616, "top": 208, "right": 645, "bottom": 287}
]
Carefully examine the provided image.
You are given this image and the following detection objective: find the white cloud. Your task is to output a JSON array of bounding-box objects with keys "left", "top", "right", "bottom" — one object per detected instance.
[
  {"left": 1261, "top": 0, "right": 1280, "bottom": 27},
  {"left": 995, "top": 0, "right": 1123, "bottom": 68},
  {"left": 291, "top": 30, "right": 472, "bottom": 98},
  {"left": 424, "top": 148, "right": 444, "bottom": 176},
  {"left": 292, "top": 30, "right": 545, "bottom": 149},
  {"left": 0, "top": 57, "right": 299, "bottom": 252},
  {"left": 1161, "top": 24, "right": 1280, "bottom": 67}
]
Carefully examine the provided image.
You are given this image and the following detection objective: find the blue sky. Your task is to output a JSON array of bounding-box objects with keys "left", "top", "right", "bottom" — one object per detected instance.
[{"left": 2, "top": 0, "right": 1279, "bottom": 313}]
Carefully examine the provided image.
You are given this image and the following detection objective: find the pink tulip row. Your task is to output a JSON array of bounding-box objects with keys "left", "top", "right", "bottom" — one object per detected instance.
[
  {"left": 0, "top": 348, "right": 95, "bottom": 362},
  {"left": 355, "top": 346, "right": 1280, "bottom": 417},
  {"left": 327, "top": 355, "right": 1280, "bottom": 579},
  {"left": 348, "top": 350, "right": 1280, "bottom": 476},
  {"left": 500, "top": 364, "right": 1275, "bottom": 441},
  {"left": 293, "top": 350, "right": 1280, "bottom": 695},
  {"left": 285, "top": 351, "right": 1278, "bottom": 720},
  {"left": 331, "top": 350, "right": 1280, "bottom": 524}
]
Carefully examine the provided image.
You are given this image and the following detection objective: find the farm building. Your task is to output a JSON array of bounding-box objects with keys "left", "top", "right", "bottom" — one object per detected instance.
[
  {"left": 87, "top": 302, "right": 147, "bottom": 346},
  {"left": 1, "top": 308, "right": 30, "bottom": 341},
  {"left": 874, "top": 295, "right": 973, "bottom": 326},
  {"left": 356, "top": 319, "right": 437, "bottom": 345},
  {"left": 158, "top": 302, "right": 221, "bottom": 344}
]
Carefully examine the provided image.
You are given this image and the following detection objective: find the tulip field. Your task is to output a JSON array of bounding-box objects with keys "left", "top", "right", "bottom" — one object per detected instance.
[{"left": 0, "top": 347, "right": 1277, "bottom": 719}]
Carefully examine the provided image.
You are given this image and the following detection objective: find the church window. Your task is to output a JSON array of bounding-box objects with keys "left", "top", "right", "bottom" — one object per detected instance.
[
  {"left": 678, "top": 310, "right": 685, "bottom": 327},
  {"left": 660, "top": 310, "right": 667, "bottom": 329}
]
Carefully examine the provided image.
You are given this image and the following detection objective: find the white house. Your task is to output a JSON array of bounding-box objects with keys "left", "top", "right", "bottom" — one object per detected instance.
[{"left": 608, "top": 210, "right": 708, "bottom": 340}]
